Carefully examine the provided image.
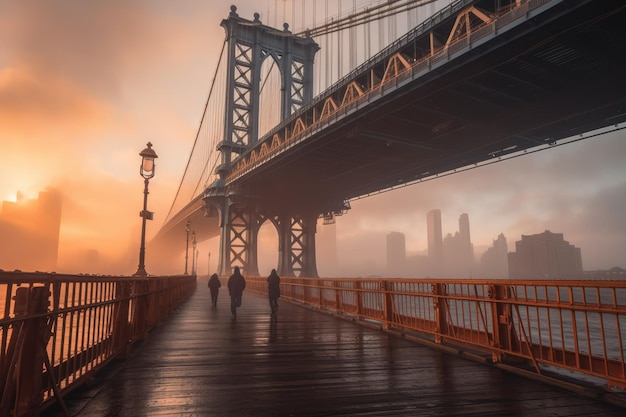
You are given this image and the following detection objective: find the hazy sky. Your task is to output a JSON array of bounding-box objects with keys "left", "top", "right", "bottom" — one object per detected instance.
[{"left": 1, "top": 0, "right": 624, "bottom": 275}]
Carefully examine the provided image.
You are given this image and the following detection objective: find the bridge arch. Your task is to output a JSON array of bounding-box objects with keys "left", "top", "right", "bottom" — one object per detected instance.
[
  {"left": 259, "top": 53, "right": 283, "bottom": 139},
  {"left": 257, "top": 215, "right": 279, "bottom": 274}
]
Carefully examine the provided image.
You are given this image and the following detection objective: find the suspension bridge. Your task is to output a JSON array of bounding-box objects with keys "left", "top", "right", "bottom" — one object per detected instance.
[
  {"left": 148, "top": 0, "right": 626, "bottom": 279},
  {"left": 2, "top": 1, "right": 626, "bottom": 415}
]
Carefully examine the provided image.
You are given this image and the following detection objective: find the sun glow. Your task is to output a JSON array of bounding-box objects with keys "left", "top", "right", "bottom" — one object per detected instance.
[{"left": 4, "top": 194, "right": 17, "bottom": 203}]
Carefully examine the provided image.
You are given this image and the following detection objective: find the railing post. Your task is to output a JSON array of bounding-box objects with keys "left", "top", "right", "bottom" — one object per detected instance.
[
  {"left": 303, "top": 278, "right": 310, "bottom": 304},
  {"left": 130, "top": 280, "right": 149, "bottom": 341},
  {"left": 488, "top": 284, "right": 519, "bottom": 363},
  {"left": 1, "top": 286, "right": 50, "bottom": 417},
  {"left": 148, "top": 279, "right": 159, "bottom": 328},
  {"left": 318, "top": 279, "right": 324, "bottom": 308},
  {"left": 382, "top": 281, "right": 394, "bottom": 330},
  {"left": 355, "top": 280, "right": 363, "bottom": 317},
  {"left": 112, "top": 281, "right": 131, "bottom": 357},
  {"left": 432, "top": 283, "right": 449, "bottom": 344}
]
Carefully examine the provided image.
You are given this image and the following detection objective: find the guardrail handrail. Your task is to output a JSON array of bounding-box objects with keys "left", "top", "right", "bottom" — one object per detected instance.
[
  {"left": 246, "top": 276, "right": 626, "bottom": 391},
  {"left": 0, "top": 271, "right": 196, "bottom": 417}
]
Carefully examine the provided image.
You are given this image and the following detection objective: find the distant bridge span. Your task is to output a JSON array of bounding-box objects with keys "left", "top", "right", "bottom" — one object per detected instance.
[{"left": 152, "top": 0, "right": 626, "bottom": 275}]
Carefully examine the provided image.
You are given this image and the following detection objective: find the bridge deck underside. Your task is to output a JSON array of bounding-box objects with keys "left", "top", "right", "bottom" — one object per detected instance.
[
  {"left": 43, "top": 281, "right": 625, "bottom": 417},
  {"left": 240, "top": 1, "right": 626, "bottom": 212}
]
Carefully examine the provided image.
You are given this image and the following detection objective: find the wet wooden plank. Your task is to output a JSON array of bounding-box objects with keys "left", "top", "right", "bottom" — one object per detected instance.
[{"left": 44, "top": 280, "right": 624, "bottom": 417}]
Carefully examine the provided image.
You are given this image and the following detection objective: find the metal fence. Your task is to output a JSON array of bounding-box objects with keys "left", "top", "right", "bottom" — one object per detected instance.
[
  {"left": 0, "top": 271, "right": 196, "bottom": 417},
  {"left": 247, "top": 276, "right": 626, "bottom": 390}
]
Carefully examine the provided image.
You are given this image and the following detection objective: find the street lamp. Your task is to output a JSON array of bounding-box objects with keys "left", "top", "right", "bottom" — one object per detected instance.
[
  {"left": 191, "top": 230, "right": 197, "bottom": 275},
  {"left": 134, "top": 142, "right": 158, "bottom": 276},
  {"left": 184, "top": 219, "right": 191, "bottom": 275}
]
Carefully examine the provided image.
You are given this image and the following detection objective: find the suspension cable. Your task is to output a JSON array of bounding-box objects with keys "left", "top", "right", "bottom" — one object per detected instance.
[
  {"left": 164, "top": 38, "right": 228, "bottom": 224},
  {"left": 296, "top": 0, "right": 440, "bottom": 37}
]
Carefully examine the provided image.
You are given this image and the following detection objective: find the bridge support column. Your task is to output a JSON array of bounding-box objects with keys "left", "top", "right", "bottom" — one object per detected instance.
[
  {"left": 300, "top": 212, "right": 319, "bottom": 278},
  {"left": 277, "top": 212, "right": 318, "bottom": 277},
  {"left": 277, "top": 213, "right": 294, "bottom": 277},
  {"left": 214, "top": 196, "right": 230, "bottom": 277},
  {"left": 215, "top": 199, "right": 261, "bottom": 277},
  {"left": 247, "top": 211, "right": 261, "bottom": 277}
]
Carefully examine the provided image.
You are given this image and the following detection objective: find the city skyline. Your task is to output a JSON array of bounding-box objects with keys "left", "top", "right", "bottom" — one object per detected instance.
[
  {"left": 0, "top": 189, "right": 62, "bottom": 271},
  {"left": 1, "top": 192, "right": 610, "bottom": 279},
  {"left": 381, "top": 216, "right": 591, "bottom": 280},
  {"left": 1, "top": 1, "right": 625, "bottom": 275}
]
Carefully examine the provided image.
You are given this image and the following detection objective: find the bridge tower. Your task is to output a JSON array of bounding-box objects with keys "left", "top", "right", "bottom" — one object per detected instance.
[{"left": 205, "top": 6, "right": 320, "bottom": 277}]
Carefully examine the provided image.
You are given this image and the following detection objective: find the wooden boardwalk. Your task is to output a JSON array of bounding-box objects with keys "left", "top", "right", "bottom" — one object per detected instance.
[{"left": 44, "top": 279, "right": 624, "bottom": 417}]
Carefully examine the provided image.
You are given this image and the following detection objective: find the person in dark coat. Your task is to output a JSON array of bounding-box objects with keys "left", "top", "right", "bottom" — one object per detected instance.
[
  {"left": 207, "top": 273, "right": 221, "bottom": 307},
  {"left": 227, "top": 266, "right": 246, "bottom": 318},
  {"left": 267, "top": 269, "right": 280, "bottom": 319}
]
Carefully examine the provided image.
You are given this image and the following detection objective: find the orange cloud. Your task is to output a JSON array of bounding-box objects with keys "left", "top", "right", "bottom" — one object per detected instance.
[{"left": 0, "top": 67, "right": 110, "bottom": 139}]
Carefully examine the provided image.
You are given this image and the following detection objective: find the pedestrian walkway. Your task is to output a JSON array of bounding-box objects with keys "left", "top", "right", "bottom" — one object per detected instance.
[{"left": 44, "top": 279, "right": 624, "bottom": 416}]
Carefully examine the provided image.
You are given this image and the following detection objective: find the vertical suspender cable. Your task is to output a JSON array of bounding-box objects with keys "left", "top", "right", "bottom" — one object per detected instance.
[
  {"left": 338, "top": 0, "right": 342, "bottom": 81},
  {"left": 349, "top": 0, "right": 356, "bottom": 72},
  {"left": 325, "top": 0, "right": 329, "bottom": 89},
  {"left": 164, "top": 39, "right": 227, "bottom": 223}
]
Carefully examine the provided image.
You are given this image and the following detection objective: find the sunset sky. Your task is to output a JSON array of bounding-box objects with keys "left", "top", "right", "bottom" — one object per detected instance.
[{"left": 1, "top": 0, "right": 624, "bottom": 276}]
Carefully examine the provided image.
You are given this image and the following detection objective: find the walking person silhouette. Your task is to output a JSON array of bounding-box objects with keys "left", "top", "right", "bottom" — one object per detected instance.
[
  {"left": 208, "top": 273, "right": 221, "bottom": 308},
  {"left": 267, "top": 269, "right": 280, "bottom": 321},
  {"left": 228, "top": 266, "right": 246, "bottom": 318}
]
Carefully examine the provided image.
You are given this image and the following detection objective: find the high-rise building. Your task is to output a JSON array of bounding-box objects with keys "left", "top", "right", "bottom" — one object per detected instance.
[
  {"left": 459, "top": 213, "right": 471, "bottom": 246},
  {"left": 426, "top": 209, "right": 443, "bottom": 276},
  {"left": 480, "top": 233, "right": 509, "bottom": 278},
  {"left": 0, "top": 189, "right": 62, "bottom": 272},
  {"left": 457, "top": 213, "right": 474, "bottom": 271},
  {"left": 441, "top": 213, "right": 475, "bottom": 278},
  {"left": 508, "top": 230, "right": 583, "bottom": 279},
  {"left": 386, "top": 231, "right": 406, "bottom": 277}
]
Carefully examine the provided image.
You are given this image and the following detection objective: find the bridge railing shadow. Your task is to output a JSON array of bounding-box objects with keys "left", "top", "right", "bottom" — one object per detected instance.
[
  {"left": 0, "top": 271, "right": 196, "bottom": 417},
  {"left": 247, "top": 276, "right": 626, "bottom": 392}
]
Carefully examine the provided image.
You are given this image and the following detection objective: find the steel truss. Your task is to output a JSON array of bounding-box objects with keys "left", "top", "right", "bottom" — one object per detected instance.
[{"left": 206, "top": 6, "right": 320, "bottom": 277}]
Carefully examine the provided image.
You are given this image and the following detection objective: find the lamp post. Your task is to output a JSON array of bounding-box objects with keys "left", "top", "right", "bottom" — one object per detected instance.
[
  {"left": 208, "top": 252, "right": 211, "bottom": 275},
  {"left": 134, "top": 142, "right": 158, "bottom": 276},
  {"left": 191, "top": 231, "right": 197, "bottom": 275},
  {"left": 184, "top": 219, "right": 191, "bottom": 275}
]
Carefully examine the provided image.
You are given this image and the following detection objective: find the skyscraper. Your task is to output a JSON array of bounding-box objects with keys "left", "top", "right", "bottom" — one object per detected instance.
[
  {"left": 459, "top": 213, "right": 471, "bottom": 248},
  {"left": 441, "top": 213, "right": 475, "bottom": 278},
  {"left": 0, "top": 189, "right": 62, "bottom": 272},
  {"left": 427, "top": 209, "right": 443, "bottom": 276},
  {"left": 457, "top": 213, "right": 474, "bottom": 273}
]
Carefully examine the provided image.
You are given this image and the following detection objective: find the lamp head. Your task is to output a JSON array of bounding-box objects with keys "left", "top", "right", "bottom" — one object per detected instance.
[{"left": 139, "top": 142, "right": 158, "bottom": 179}]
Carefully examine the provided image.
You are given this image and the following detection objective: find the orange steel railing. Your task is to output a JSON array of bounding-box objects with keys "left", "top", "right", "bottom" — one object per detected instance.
[
  {"left": 247, "top": 277, "right": 626, "bottom": 390},
  {"left": 0, "top": 271, "right": 196, "bottom": 417}
]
